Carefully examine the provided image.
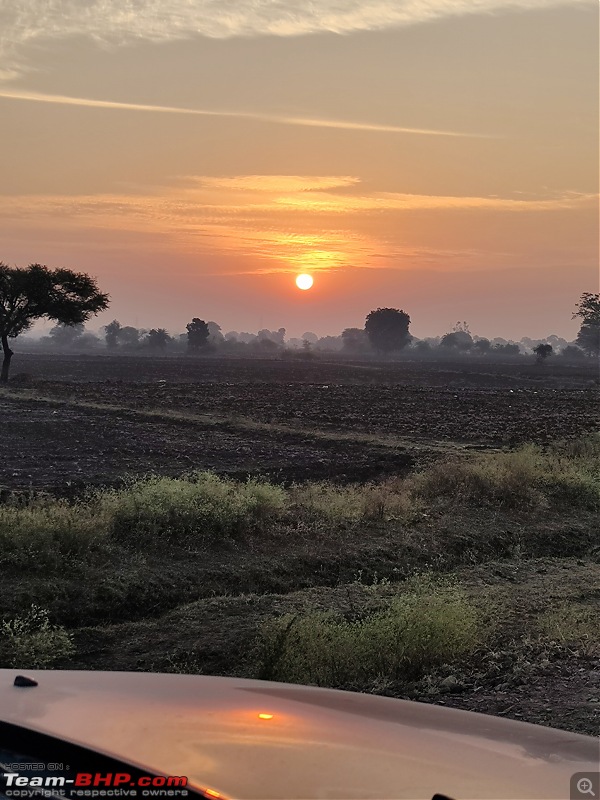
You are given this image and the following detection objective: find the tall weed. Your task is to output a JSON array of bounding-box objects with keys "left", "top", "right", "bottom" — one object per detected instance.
[{"left": 257, "top": 580, "right": 481, "bottom": 687}]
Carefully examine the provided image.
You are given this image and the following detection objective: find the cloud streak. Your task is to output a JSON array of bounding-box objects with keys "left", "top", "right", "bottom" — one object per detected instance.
[
  {"left": 1, "top": 0, "right": 587, "bottom": 45},
  {"left": 0, "top": 88, "right": 491, "bottom": 138},
  {"left": 4, "top": 178, "right": 591, "bottom": 221},
  {"left": 1, "top": 176, "right": 594, "bottom": 274},
  {"left": 1, "top": 0, "right": 589, "bottom": 81}
]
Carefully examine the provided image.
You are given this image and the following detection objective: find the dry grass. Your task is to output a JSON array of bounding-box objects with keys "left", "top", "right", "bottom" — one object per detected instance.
[
  {"left": 256, "top": 578, "right": 481, "bottom": 687},
  {"left": 290, "top": 479, "right": 420, "bottom": 523},
  {"left": 538, "top": 604, "right": 600, "bottom": 657},
  {"left": 411, "top": 438, "right": 600, "bottom": 511},
  {"left": 0, "top": 604, "right": 74, "bottom": 668}
]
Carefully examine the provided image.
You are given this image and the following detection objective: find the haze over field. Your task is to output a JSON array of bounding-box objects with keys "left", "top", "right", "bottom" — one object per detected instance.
[{"left": 1, "top": 0, "right": 597, "bottom": 339}]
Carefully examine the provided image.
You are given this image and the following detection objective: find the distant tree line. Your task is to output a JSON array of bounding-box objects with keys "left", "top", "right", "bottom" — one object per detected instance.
[
  {"left": 1, "top": 260, "right": 598, "bottom": 381},
  {"left": 21, "top": 298, "right": 599, "bottom": 364}
]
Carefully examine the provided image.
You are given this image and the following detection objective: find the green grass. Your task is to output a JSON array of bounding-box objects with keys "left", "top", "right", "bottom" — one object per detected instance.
[
  {"left": 0, "top": 472, "right": 287, "bottom": 568},
  {"left": 103, "top": 473, "right": 287, "bottom": 545},
  {"left": 256, "top": 578, "right": 481, "bottom": 688},
  {"left": 0, "top": 438, "right": 597, "bottom": 628},
  {"left": 0, "top": 500, "right": 107, "bottom": 570},
  {"left": 0, "top": 605, "right": 74, "bottom": 668}
]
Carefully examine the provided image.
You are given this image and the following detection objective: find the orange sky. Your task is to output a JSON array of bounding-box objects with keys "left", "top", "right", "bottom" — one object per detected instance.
[{"left": 0, "top": 1, "right": 597, "bottom": 339}]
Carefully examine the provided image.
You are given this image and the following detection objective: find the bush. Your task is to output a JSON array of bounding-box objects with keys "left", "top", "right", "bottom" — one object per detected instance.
[
  {"left": 103, "top": 472, "right": 287, "bottom": 544},
  {"left": 0, "top": 605, "right": 74, "bottom": 668},
  {"left": 291, "top": 480, "right": 417, "bottom": 523},
  {"left": 256, "top": 580, "right": 481, "bottom": 687},
  {"left": 0, "top": 500, "right": 106, "bottom": 570},
  {"left": 412, "top": 439, "right": 600, "bottom": 511}
]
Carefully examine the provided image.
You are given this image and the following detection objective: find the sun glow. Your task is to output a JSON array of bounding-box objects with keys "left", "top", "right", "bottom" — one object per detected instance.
[{"left": 295, "top": 273, "right": 314, "bottom": 290}]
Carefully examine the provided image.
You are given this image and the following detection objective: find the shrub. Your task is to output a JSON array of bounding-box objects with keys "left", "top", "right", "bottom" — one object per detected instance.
[
  {"left": 0, "top": 605, "right": 74, "bottom": 668},
  {"left": 103, "top": 472, "right": 287, "bottom": 544},
  {"left": 256, "top": 580, "right": 481, "bottom": 687},
  {"left": 0, "top": 500, "right": 106, "bottom": 570},
  {"left": 411, "top": 440, "right": 600, "bottom": 511},
  {"left": 291, "top": 480, "right": 417, "bottom": 523}
]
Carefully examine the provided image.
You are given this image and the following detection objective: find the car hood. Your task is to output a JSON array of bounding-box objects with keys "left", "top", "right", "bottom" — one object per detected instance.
[{"left": 0, "top": 670, "right": 597, "bottom": 800}]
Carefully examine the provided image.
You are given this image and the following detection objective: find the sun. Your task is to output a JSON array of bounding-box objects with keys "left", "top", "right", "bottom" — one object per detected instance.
[{"left": 295, "top": 274, "right": 314, "bottom": 291}]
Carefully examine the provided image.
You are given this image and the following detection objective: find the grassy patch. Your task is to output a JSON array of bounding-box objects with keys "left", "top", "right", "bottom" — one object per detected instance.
[
  {"left": 290, "top": 479, "right": 419, "bottom": 523},
  {"left": 0, "top": 439, "right": 597, "bottom": 627},
  {"left": 0, "top": 500, "right": 107, "bottom": 570},
  {"left": 538, "top": 604, "right": 600, "bottom": 657},
  {"left": 411, "top": 438, "right": 600, "bottom": 511},
  {"left": 103, "top": 472, "right": 287, "bottom": 545},
  {"left": 256, "top": 579, "right": 481, "bottom": 688},
  {"left": 0, "top": 605, "right": 74, "bottom": 668}
]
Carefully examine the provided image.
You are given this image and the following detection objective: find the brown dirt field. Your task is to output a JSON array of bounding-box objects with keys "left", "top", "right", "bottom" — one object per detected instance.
[
  {"left": 1, "top": 354, "right": 598, "bottom": 490},
  {"left": 0, "top": 392, "right": 414, "bottom": 490}
]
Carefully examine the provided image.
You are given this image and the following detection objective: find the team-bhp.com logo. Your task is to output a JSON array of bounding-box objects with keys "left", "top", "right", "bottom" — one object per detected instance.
[{"left": 2, "top": 771, "right": 191, "bottom": 797}]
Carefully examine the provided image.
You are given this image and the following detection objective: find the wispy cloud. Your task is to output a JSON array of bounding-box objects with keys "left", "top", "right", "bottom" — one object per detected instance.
[
  {"left": 0, "top": 89, "right": 489, "bottom": 138},
  {"left": 193, "top": 176, "right": 361, "bottom": 192},
  {"left": 271, "top": 190, "right": 597, "bottom": 213},
  {"left": 1, "top": 175, "right": 594, "bottom": 273},
  {"left": 1, "top": 0, "right": 589, "bottom": 81},
  {"left": 4, "top": 176, "right": 590, "bottom": 220},
  {"left": 1, "top": 0, "right": 587, "bottom": 46}
]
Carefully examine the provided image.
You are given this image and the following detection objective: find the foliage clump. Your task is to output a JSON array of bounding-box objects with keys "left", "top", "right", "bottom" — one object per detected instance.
[
  {"left": 365, "top": 308, "right": 411, "bottom": 353},
  {"left": 257, "top": 579, "right": 481, "bottom": 687},
  {"left": 0, "top": 499, "right": 106, "bottom": 570},
  {"left": 0, "top": 605, "right": 74, "bottom": 668},
  {"left": 412, "top": 439, "right": 600, "bottom": 511},
  {"left": 104, "top": 472, "right": 287, "bottom": 544}
]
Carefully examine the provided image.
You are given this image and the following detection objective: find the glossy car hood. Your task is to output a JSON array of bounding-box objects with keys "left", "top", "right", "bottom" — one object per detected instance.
[{"left": 0, "top": 670, "right": 597, "bottom": 799}]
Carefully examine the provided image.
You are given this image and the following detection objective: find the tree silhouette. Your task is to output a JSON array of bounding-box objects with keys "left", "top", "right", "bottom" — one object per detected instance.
[
  {"left": 103, "top": 320, "right": 143, "bottom": 349},
  {"left": 207, "top": 321, "right": 224, "bottom": 345},
  {"left": 0, "top": 263, "right": 109, "bottom": 382},
  {"left": 573, "top": 292, "right": 600, "bottom": 356},
  {"left": 186, "top": 318, "right": 210, "bottom": 351},
  {"left": 533, "top": 343, "right": 553, "bottom": 363},
  {"left": 104, "top": 319, "right": 121, "bottom": 349},
  {"left": 473, "top": 338, "right": 491, "bottom": 354},
  {"left": 365, "top": 308, "right": 411, "bottom": 353},
  {"left": 48, "top": 322, "right": 85, "bottom": 347},
  {"left": 341, "top": 327, "right": 369, "bottom": 353},
  {"left": 440, "top": 330, "right": 473, "bottom": 351},
  {"left": 119, "top": 325, "right": 143, "bottom": 348},
  {"left": 146, "top": 328, "right": 172, "bottom": 350}
]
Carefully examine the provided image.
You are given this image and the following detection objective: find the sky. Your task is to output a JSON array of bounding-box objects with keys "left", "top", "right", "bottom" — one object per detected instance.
[{"left": 0, "top": 0, "right": 598, "bottom": 340}]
